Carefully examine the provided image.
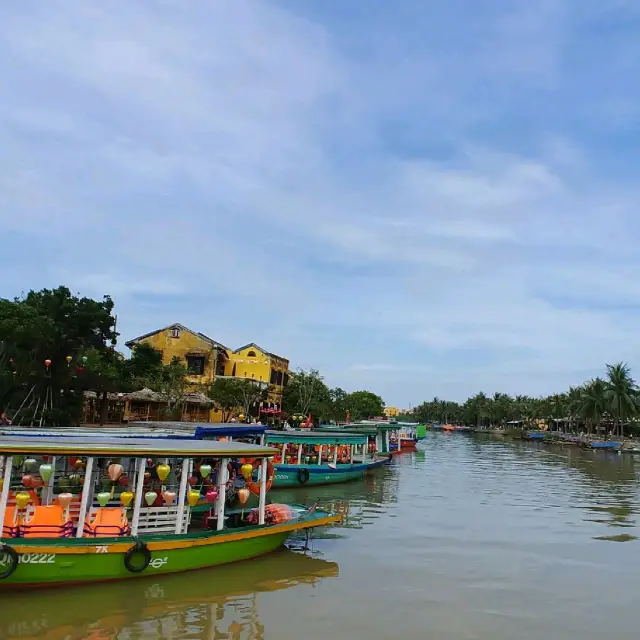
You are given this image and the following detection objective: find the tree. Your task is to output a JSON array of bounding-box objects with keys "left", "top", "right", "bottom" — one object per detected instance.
[
  {"left": 0, "top": 286, "right": 117, "bottom": 426},
  {"left": 579, "top": 378, "right": 607, "bottom": 434},
  {"left": 605, "top": 362, "right": 638, "bottom": 437},
  {"left": 206, "top": 378, "right": 244, "bottom": 422},
  {"left": 237, "top": 379, "right": 269, "bottom": 420},
  {"left": 329, "top": 387, "right": 349, "bottom": 421},
  {"left": 282, "top": 369, "right": 332, "bottom": 421},
  {"left": 345, "top": 390, "right": 384, "bottom": 421}
]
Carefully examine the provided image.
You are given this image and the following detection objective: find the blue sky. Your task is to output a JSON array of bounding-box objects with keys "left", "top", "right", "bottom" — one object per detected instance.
[{"left": 1, "top": 0, "right": 640, "bottom": 407}]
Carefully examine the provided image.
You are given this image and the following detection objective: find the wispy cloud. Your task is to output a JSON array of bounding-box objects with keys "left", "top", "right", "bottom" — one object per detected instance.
[{"left": 1, "top": 0, "right": 639, "bottom": 405}]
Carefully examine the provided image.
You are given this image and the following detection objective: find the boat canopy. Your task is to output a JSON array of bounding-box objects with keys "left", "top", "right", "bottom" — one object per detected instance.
[
  {"left": 265, "top": 430, "right": 367, "bottom": 445},
  {"left": 0, "top": 436, "right": 276, "bottom": 458},
  {"left": 341, "top": 423, "right": 399, "bottom": 431}
]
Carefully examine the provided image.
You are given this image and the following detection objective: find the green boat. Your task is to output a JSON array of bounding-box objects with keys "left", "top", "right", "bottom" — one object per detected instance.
[
  {"left": 0, "top": 436, "right": 340, "bottom": 589},
  {"left": 316, "top": 422, "right": 400, "bottom": 454},
  {"left": 265, "top": 430, "right": 390, "bottom": 488}
]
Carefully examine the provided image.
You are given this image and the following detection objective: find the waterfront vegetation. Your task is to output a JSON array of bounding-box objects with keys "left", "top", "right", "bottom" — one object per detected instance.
[
  {"left": 407, "top": 363, "right": 639, "bottom": 437},
  {"left": 0, "top": 286, "right": 385, "bottom": 426}
]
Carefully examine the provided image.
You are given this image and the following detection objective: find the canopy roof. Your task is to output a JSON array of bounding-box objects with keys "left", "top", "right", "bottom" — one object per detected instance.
[
  {"left": 342, "top": 422, "right": 399, "bottom": 431},
  {"left": 0, "top": 436, "right": 277, "bottom": 458},
  {"left": 265, "top": 430, "right": 367, "bottom": 445}
]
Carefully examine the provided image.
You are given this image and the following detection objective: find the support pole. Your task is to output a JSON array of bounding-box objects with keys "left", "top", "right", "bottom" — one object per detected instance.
[
  {"left": 215, "top": 458, "right": 229, "bottom": 531},
  {"left": 297, "top": 444, "right": 303, "bottom": 465},
  {"left": 175, "top": 457, "right": 190, "bottom": 534},
  {"left": 76, "top": 456, "right": 94, "bottom": 538},
  {"left": 0, "top": 456, "right": 13, "bottom": 532},
  {"left": 131, "top": 457, "right": 146, "bottom": 536},
  {"left": 258, "top": 457, "right": 268, "bottom": 525}
]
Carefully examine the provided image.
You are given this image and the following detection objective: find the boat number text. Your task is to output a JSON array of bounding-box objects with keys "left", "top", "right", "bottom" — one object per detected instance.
[
  {"left": 0, "top": 553, "right": 56, "bottom": 565},
  {"left": 149, "top": 557, "right": 168, "bottom": 569},
  {"left": 95, "top": 545, "right": 109, "bottom": 553}
]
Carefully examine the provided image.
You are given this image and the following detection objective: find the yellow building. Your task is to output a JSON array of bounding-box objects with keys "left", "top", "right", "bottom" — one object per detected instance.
[
  {"left": 384, "top": 406, "right": 400, "bottom": 418},
  {"left": 124, "top": 324, "right": 289, "bottom": 422}
]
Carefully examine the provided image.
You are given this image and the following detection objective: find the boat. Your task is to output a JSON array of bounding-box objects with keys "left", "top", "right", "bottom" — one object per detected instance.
[
  {"left": 0, "top": 436, "right": 340, "bottom": 588},
  {"left": 265, "top": 430, "right": 390, "bottom": 488},
  {"left": 317, "top": 422, "right": 398, "bottom": 455},
  {"left": 584, "top": 440, "right": 622, "bottom": 451}
]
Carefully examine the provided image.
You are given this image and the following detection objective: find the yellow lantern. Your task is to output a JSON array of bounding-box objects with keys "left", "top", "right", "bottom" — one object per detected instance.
[
  {"left": 187, "top": 490, "right": 200, "bottom": 507},
  {"left": 156, "top": 464, "right": 171, "bottom": 482},
  {"left": 238, "top": 487, "right": 250, "bottom": 505},
  {"left": 15, "top": 492, "right": 31, "bottom": 509},
  {"left": 120, "top": 491, "right": 134, "bottom": 507},
  {"left": 241, "top": 463, "right": 253, "bottom": 481},
  {"left": 238, "top": 414, "right": 245, "bottom": 421}
]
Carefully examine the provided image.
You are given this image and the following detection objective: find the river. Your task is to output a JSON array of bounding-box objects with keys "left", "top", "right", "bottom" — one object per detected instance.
[{"left": 3, "top": 432, "right": 640, "bottom": 639}]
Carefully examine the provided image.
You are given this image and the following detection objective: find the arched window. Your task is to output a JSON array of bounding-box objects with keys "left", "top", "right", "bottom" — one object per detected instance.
[{"left": 247, "top": 350, "right": 257, "bottom": 357}]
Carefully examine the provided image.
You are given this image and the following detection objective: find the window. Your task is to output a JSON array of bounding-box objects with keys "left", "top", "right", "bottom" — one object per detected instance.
[
  {"left": 171, "top": 327, "right": 180, "bottom": 338},
  {"left": 247, "top": 350, "right": 257, "bottom": 357},
  {"left": 283, "top": 372, "right": 289, "bottom": 387},
  {"left": 186, "top": 356, "right": 205, "bottom": 376},
  {"left": 270, "top": 369, "right": 278, "bottom": 384}
]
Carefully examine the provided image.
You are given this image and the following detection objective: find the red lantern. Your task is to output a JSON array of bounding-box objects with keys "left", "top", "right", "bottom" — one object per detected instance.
[
  {"left": 118, "top": 475, "right": 129, "bottom": 486},
  {"left": 22, "top": 474, "right": 33, "bottom": 488},
  {"left": 44, "top": 359, "right": 52, "bottom": 368},
  {"left": 188, "top": 476, "right": 198, "bottom": 487}
]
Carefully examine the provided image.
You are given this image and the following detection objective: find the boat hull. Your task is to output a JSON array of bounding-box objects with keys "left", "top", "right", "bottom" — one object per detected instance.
[
  {"left": 0, "top": 512, "right": 339, "bottom": 589},
  {"left": 272, "top": 459, "right": 387, "bottom": 488}
]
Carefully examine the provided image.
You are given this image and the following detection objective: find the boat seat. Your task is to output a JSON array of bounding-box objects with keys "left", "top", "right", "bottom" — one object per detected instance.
[
  {"left": 20, "top": 505, "right": 73, "bottom": 538},
  {"left": 83, "top": 507, "right": 130, "bottom": 537},
  {"left": 2, "top": 506, "right": 18, "bottom": 537}
]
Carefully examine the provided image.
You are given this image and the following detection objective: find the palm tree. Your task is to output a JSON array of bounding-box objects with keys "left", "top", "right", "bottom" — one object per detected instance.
[
  {"left": 605, "top": 362, "right": 638, "bottom": 438},
  {"left": 578, "top": 378, "right": 607, "bottom": 435}
]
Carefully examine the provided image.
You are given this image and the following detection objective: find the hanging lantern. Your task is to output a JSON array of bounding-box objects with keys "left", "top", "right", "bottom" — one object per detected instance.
[
  {"left": 73, "top": 459, "right": 85, "bottom": 470},
  {"left": 44, "top": 358, "right": 52, "bottom": 368},
  {"left": 187, "top": 490, "right": 200, "bottom": 507},
  {"left": 118, "top": 475, "right": 129, "bottom": 487},
  {"left": 143, "top": 472, "right": 151, "bottom": 482},
  {"left": 107, "top": 463, "right": 124, "bottom": 482},
  {"left": 69, "top": 473, "right": 82, "bottom": 487},
  {"left": 206, "top": 489, "right": 218, "bottom": 504},
  {"left": 144, "top": 491, "right": 158, "bottom": 506},
  {"left": 21, "top": 474, "right": 33, "bottom": 488},
  {"left": 23, "top": 458, "right": 37, "bottom": 472},
  {"left": 30, "top": 476, "right": 45, "bottom": 489},
  {"left": 187, "top": 476, "right": 198, "bottom": 487},
  {"left": 241, "top": 464, "right": 253, "bottom": 481},
  {"left": 66, "top": 355, "right": 72, "bottom": 367},
  {"left": 15, "top": 492, "right": 31, "bottom": 509},
  {"left": 199, "top": 464, "right": 212, "bottom": 479},
  {"left": 57, "top": 493, "right": 73, "bottom": 509},
  {"left": 120, "top": 491, "right": 134, "bottom": 508},
  {"left": 238, "top": 414, "right": 245, "bottom": 421},
  {"left": 237, "top": 488, "right": 250, "bottom": 504},
  {"left": 81, "top": 356, "right": 88, "bottom": 364},
  {"left": 97, "top": 492, "right": 111, "bottom": 507},
  {"left": 156, "top": 464, "right": 171, "bottom": 482},
  {"left": 58, "top": 476, "right": 70, "bottom": 489},
  {"left": 162, "top": 490, "right": 176, "bottom": 505}
]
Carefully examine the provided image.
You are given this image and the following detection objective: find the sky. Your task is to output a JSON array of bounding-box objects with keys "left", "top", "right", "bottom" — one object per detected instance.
[{"left": 1, "top": 0, "right": 640, "bottom": 407}]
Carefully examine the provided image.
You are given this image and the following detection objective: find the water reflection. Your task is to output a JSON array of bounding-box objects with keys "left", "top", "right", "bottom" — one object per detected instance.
[{"left": 1, "top": 550, "right": 338, "bottom": 640}]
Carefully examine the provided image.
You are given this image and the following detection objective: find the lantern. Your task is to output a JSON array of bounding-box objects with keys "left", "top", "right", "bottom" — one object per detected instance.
[
  {"left": 238, "top": 414, "right": 245, "bottom": 421},
  {"left": 118, "top": 475, "right": 129, "bottom": 486},
  {"left": 199, "top": 464, "right": 212, "bottom": 479},
  {"left": 120, "top": 491, "right": 134, "bottom": 508},
  {"left": 30, "top": 476, "right": 45, "bottom": 489},
  {"left": 21, "top": 474, "right": 33, "bottom": 488},
  {"left": 57, "top": 493, "right": 73, "bottom": 509},
  {"left": 66, "top": 355, "right": 72, "bottom": 367},
  {"left": 206, "top": 489, "right": 218, "bottom": 504},
  {"left": 144, "top": 491, "right": 158, "bottom": 506},
  {"left": 187, "top": 490, "right": 200, "bottom": 507},
  {"left": 156, "top": 464, "right": 170, "bottom": 482},
  {"left": 81, "top": 356, "right": 88, "bottom": 364},
  {"left": 23, "top": 458, "right": 37, "bottom": 472},
  {"left": 15, "top": 492, "right": 31, "bottom": 509},
  {"left": 13, "top": 455, "right": 24, "bottom": 467},
  {"left": 187, "top": 476, "right": 198, "bottom": 487},
  {"left": 241, "top": 464, "right": 253, "bottom": 481},
  {"left": 162, "top": 490, "right": 176, "bottom": 505},
  {"left": 44, "top": 359, "right": 52, "bottom": 368},
  {"left": 107, "top": 463, "right": 124, "bottom": 482},
  {"left": 238, "top": 488, "right": 250, "bottom": 505},
  {"left": 69, "top": 473, "right": 82, "bottom": 487},
  {"left": 74, "top": 459, "right": 85, "bottom": 470},
  {"left": 144, "top": 472, "right": 151, "bottom": 482},
  {"left": 97, "top": 492, "right": 111, "bottom": 507}
]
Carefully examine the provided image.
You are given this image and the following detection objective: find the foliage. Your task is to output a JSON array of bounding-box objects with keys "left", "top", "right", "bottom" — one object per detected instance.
[
  {"left": 206, "top": 377, "right": 245, "bottom": 422},
  {"left": 344, "top": 390, "right": 385, "bottom": 421},
  {"left": 409, "top": 362, "right": 640, "bottom": 437},
  {"left": 282, "top": 369, "right": 332, "bottom": 421},
  {"left": 152, "top": 357, "right": 191, "bottom": 417}
]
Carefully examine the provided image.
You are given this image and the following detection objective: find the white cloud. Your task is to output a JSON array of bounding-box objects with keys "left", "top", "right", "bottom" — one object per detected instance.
[{"left": 1, "top": 0, "right": 639, "bottom": 405}]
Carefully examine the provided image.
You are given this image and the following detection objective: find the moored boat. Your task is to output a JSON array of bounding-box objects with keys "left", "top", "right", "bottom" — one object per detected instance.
[
  {"left": 0, "top": 436, "right": 340, "bottom": 589},
  {"left": 265, "top": 430, "right": 390, "bottom": 488}
]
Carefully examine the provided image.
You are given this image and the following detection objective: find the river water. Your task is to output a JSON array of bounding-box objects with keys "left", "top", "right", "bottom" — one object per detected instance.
[{"left": 3, "top": 432, "right": 640, "bottom": 639}]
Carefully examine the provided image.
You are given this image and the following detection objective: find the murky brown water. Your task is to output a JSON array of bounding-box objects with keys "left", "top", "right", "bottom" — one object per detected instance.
[{"left": 2, "top": 432, "right": 640, "bottom": 639}]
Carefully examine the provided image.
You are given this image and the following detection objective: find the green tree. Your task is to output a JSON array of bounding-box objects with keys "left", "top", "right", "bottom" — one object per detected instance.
[
  {"left": 578, "top": 378, "right": 607, "bottom": 435},
  {"left": 206, "top": 377, "right": 244, "bottom": 422},
  {"left": 605, "top": 362, "right": 638, "bottom": 437},
  {"left": 282, "top": 369, "right": 332, "bottom": 423},
  {"left": 345, "top": 390, "right": 385, "bottom": 420}
]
